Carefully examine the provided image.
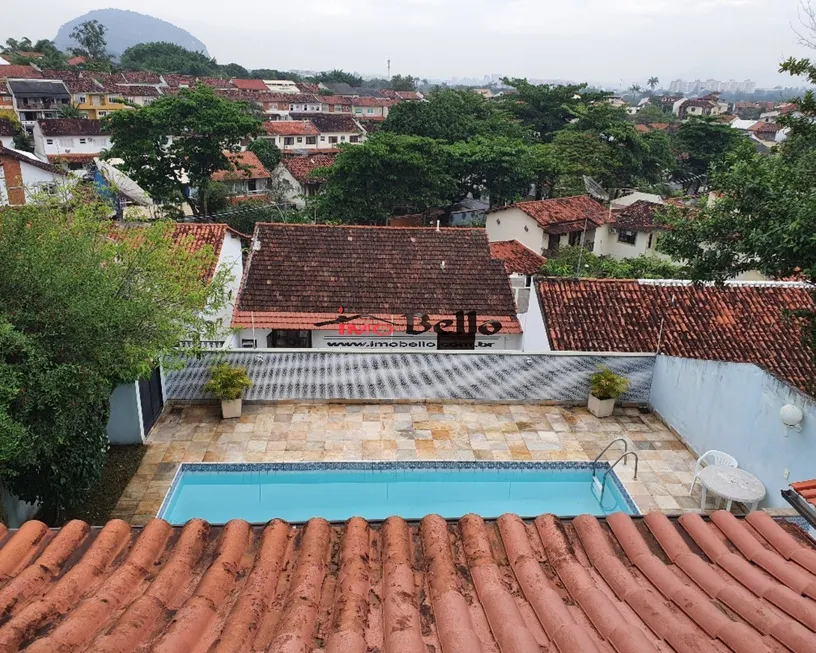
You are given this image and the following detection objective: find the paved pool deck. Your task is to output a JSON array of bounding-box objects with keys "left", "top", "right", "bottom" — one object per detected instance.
[{"left": 113, "top": 402, "right": 721, "bottom": 525}]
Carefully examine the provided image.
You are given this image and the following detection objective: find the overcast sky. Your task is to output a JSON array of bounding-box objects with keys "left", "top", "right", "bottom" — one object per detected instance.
[{"left": 3, "top": 0, "right": 814, "bottom": 87}]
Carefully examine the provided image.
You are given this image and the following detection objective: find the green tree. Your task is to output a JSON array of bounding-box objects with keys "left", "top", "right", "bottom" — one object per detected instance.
[
  {"left": 0, "top": 193, "right": 232, "bottom": 514},
  {"left": 633, "top": 104, "right": 674, "bottom": 125},
  {"left": 389, "top": 74, "right": 417, "bottom": 91},
  {"left": 12, "top": 129, "right": 34, "bottom": 153},
  {"left": 250, "top": 69, "right": 302, "bottom": 82},
  {"left": 315, "top": 133, "right": 457, "bottom": 224},
  {"left": 629, "top": 84, "right": 642, "bottom": 100},
  {"left": 220, "top": 62, "right": 249, "bottom": 78},
  {"left": 384, "top": 89, "right": 530, "bottom": 143},
  {"left": 497, "top": 79, "right": 608, "bottom": 141},
  {"left": 658, "top": 57, "right": 816, "bottom": 374},
  {"left": 1, "top": 37, "right": 33, "bottom": 53},
  {"left": 3, "top": 38, "right": 67, "bottom": 68},
  {"left": 247, "top": 138, "right": 282, "bottom": 171},
  {"left": 541, "top": 246, "right": 687, "bottom": 279},
  {"left": 57, "top": 103, "right": 82, "bottom": 118},
  {"left": 647, "top": 77, "right": 660, "bottom": 91},
  {"left": 69, "top": 20, "right": 109, "bottom": 62},
  {"left": 310, "top": 69, "right": 364, "bottom": 87},
  {"left": 671, "top": 116, "right": 743, "bottom": 178},
  {"left": 104, "top": 85, "right": 263, "bottom": 216},
  {"left": 120, "top": 42, "right": 219, "bottom": 75}
]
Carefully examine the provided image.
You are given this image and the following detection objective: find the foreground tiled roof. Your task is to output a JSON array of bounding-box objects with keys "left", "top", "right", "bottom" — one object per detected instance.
[
  {"left": 0, "top": 511, "right": 815, "bottom": 652},
  {"left": 262, "top": 120, "right": 320, "bottom": 136},
  {"left": 489, "top": 239, "right": 547, "bottom": 275},
  {"left": 507, "top": 195, "right": 609, "bottom": 233},
  {"left": 612, "top": 200, "right": 665, "bottom": 232},
  {"left": 290, "top": 113, "right": 362, "bottom": 133},
  {"left": 234, "top": 224, "right": 520, "bottom": 332},
  {"left": 38, "top": 118, "right": 108, "bottom": 136},
  {"left": 211, "top": 151, "right": 271, "bottom": 182},
  {"left": 281, "top": 152, "right": 337, "bottom": 183},
  {"left": 537, "top": 278, "right": 816, "bottom": 392}
]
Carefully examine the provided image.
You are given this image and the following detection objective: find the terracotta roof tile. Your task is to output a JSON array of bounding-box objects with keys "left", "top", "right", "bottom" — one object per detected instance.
[
  {"left": 749, "top": 122, "right": 784, "bottom": 133},
  {"left": 38, "top": 119, "right": 108, "bottom": 136},
  {"left": 317, "top": 95, "right": 352, "bottom": 105},
  {"left": 47, "top": 153, "right": 98, "bottom": 164},
  {"left": 62, "top": 77, "right": 104, "bottom": 94},
  {"left": 117, "top": 84, "right": 161, "bottom": 97},
  {"left": 231, "top": 78, "right": 269, "bottom": 91},
  {"left": 281, "top": 152, "right": 337, "bottom": 183},
  {"left": 211, "top": 151, "right": 271, "bottom": 182},
  {"left": 119, "top": 70, "right": 162, "bottom": 85},
  {"left": 172, "top": 223, "right": 235, "bottom": 281},
  {"left": 537, "top": 278, "right": 816, "bottom": 392},
  {"left": 289, "top": 113, "right": 362, "bottom": 133},
  {"left": 0, "top": 65, "right": 43, "bottom": 80},
  {"left": 0, "top": 511, "right": 814, "bottom": 651},
  {"left": 262, "top": 120, "right": 320, "bottom": 137},
  {"left": 234, "top": 224, "right": 520, "bottom": 332},
  {"left": 489, "top": 240, "right": 547, "bottom": 275},
  {"left": 613, "top": 200, "right": 664, "bottom": 232},
  {"left": 296, "top": 82, "right": 320, "bottom": 93},
  {"left": 0, "top": 119, "right": 18, "bottom": 137},
  {"left": 162, "top": 74, "right": 196, "bottom": 87},
  {"left": 505, "top": 195, "right": 609, "bottom": 232}
]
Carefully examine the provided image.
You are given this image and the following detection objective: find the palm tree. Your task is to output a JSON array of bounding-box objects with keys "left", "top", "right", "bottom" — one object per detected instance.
[
  {"left": 57, "top": 103, "right": 82, "bottom": 119},
  {"left": 629, "top": 84, "right": 642, "bottom": 100},
  {"left": 647, "top": 77, "right": 660, "bottom": 91}
]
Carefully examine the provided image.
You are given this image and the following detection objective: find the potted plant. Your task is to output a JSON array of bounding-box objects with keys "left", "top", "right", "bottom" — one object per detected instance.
[
  {"left": 204, "top": 363, "right": 252, "bottom": 418},
  {"left": 588, "top": 367, "right": 630, "bottom": 418}
]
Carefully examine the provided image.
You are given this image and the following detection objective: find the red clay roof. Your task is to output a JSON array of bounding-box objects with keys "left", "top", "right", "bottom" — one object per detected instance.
[
  {"left": 792, "top": 479, "right": 816, "bottom": 510},
  {"left": 39, "top": 118, "right": 108, "bottom": 136},
  {"left": 750, "top": 122, "right": 784, "bottom": 133},
  {"left": 509, "top": 195, "right": 609, "bottom": 232},
  {"left": 233, "top": 224, "right": 520, "bottom": 332},
  {"left": 47, "top": 153, "right": 98, "bottom": 164},
  {"left": 489, "top": 240, "right": 547, "bottom": 275},
  {"left": 262, "top": 120, "right": 320, "bottom": 136},
  {"left": 0, "top": 119, "right": 18, "bottom": 136},
  {"left": 211, "top": 151, "right": 271, "bottom": 182},
  {"left": 118, "top": 84, "right": 161, "bottom": 97},
  {"left": 537, "top": 278, "right": 816, "bottom": 392},
  {"left": 0, "top": 65, "right": 43, "bottom": 80},
  {"left": 231, "top": 78, "right": 269, "bottom": 91},
  {"left": 62, "top": 77, "right": 104, "bottom": 93},
  {"left": 318, "top": 95, "right": 352, "bottom": 105},
  {"left": 613, "top": 200, "right": 664, "bottom": 232},
  {"left": 119, "top": 70, "right": 161, "bottom": 85},
  {"left": 0, "top": 511, "right": 814, "bottom": 651},
  {"left": 281, "top": 152, "right": 337, "bottom": 183},
  {"left": 172, "top": 223, "right": 237, "bottom": 281},
  {"left": 66, "top": 55, "right": 86, "bottom": 66},
  {"left": 289, "top": 113, "right": 362, "bottom": 133}
]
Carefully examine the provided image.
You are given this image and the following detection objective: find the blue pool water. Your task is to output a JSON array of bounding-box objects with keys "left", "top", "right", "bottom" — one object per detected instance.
[{"left": 159, "top": 463, "right": 638, "bottom": 524}]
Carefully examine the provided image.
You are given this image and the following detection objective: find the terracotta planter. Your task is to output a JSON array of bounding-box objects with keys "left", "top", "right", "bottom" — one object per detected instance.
[
  {"left": 588, "top": 394, "right": 616, "bottom": 418},
  {"left": 221, "top": 398, "right": 242, "bottom": 419}
]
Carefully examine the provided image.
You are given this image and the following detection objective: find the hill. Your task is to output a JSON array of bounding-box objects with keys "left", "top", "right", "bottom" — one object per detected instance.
[{"left": 53, "top": 9, "right": 209, "bottom": 58}]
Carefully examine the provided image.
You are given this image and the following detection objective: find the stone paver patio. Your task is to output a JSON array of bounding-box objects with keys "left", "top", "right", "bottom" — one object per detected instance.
[{"left": 114, "top": 402, "right": 712, "bottom": 524}]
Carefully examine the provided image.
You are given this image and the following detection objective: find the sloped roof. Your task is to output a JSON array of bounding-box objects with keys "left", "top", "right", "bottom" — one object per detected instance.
[
  {"left": 39, "top": 119, "right": 108, "bottom": 136},
  {"left": 6, "top": 80, "right": 68, "bottom": 97},
  {"left": 537, "top": 278, "right": 816, "bottom": 392},
  {"left": 0, "top": 511, "right": 814, "bottom": 651},
  {"left": 0, "top": 119, "right": 18, "bottom": 137},
  {"left": 612, "top": 200, "right": 664, "bottom": 232},
  {"left": 505, "top": 195, "right": 609, "bottom": 233},
  {"left": 231, "top": 78, "right": 269, "bottom": 90},
  {"left": 489, "top": 240, "right": 547, "bottom": 275},
  {"left": 317, "top": 95, "right": 352, "bottom": 105},
  {"left": 791, "top": 479, "right": 816, "bottom": 511},
  {"left": 0, "top": 65, "right": 43, "bottom": 80},
  {"left": 211, "top": 151, "right": 271, "bottom": 182},
  {"left": 290, "top": 113, "right": 362, "bottom": 133},
  {"left": 0, "top": 145, "right": 67, "bottom": 175},
  {"left": 280, "top": 153, "right": 337, "bottom": 183},
  {"left": 262, "top": 120, "right": 320, "bottom": 136},
  {"left": 119, "top": 70, "right": 161, "bottom": 85},
  {"left": 117, "top": 84, "right": 161, "bottom": 97},
  {"left": 62, "top": 77, "right": 104, "bottom": 94},
  {"left": 233, "top": 223, "right": 520, "bottom": 332},
  {"left": 750, "top": 122, "right": 784, "bottom": 134},
  {"left": 172, "top": 223, "right": 244, "bottom": 281}
]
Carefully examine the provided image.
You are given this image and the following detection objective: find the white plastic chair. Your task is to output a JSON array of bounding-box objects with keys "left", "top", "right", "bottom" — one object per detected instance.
[{"left": 689, "top": 450, "right": 738, "bottom": 495}]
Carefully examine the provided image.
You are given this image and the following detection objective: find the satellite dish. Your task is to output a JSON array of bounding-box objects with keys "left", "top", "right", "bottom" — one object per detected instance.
[{"left": 583, "top": 175, "right": 609, "bottom": 202}]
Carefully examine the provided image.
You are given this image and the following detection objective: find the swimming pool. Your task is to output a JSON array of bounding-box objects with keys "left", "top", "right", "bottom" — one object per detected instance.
[{"left": 158, "top": 462, "right": 639, "bottom": 524}]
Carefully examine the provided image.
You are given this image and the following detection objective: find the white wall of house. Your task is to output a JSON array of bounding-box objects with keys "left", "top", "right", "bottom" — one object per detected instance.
[
  {"left": 264, "top": 135, "right": 319, "bottom": 151},
  {"left": 0, "top": 135, "right": 14, "bottom": 149},
  {"left": 212, "top": 232, "right": 245, "bottom": 338},
  {"left": 519, "top": 284, "right": 550, "bottom": 352},
  {"left": 275, "top": 164, "right": 307, "bottom": 208},
  {"left": 596, "top": 225, "right": 665, "bottom": 259},
  {"left": 485, "top": 208, "right": 546, "bottom": 253},
  {"left": 316, "top": 131, "right": 363, "bottom": 147},
  {"left": 20, "top": 162, "right": 74, "bottom": 203},
  {"left": 33, "top": 123, "right": 110, "bottom": 160}
]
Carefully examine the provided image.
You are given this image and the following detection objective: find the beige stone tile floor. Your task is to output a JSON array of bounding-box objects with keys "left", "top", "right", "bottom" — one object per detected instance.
[{"left": 113, "top": 402, "right": 729, "bottom": 525}]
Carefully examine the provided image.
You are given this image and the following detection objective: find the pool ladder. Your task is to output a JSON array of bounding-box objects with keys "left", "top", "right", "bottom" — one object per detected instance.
[{"left": 592, "top": 438, "right": 639, "bottom": 506}]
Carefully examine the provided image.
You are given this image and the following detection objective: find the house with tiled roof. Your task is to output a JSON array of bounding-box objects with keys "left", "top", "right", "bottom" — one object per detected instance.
[
  {"left": 0, "top": 117, "right": 19, "bottom": 148},
  {"left": 351, "top": 96, "right": 397, "bottom": 121},
  {"left": 119, "top": 70, "right": 162, "bottom": 86},
  {"left": 289, "top": 112, "right": 365, "bottom": 146},
  {"left": 33, "top": 118, "right": 110, "bottom": 168},
  {"left": 0, "top": 64, "right": 43, "bottom": 81},
  {"left": 487, "top": 195, "right": 610, "bottom": 256},
  {"left": 232, "top": 223, "right": 522, "bottom": 350},
  {"left": 489, "top": 240, "right": 547, "bottom": 317},
  {"left": 0, "top": 144, "right": 76, "bottom": 206},
  {"left": 6, "top": 79, "right": 70, "bottom": 126},
  {"left": 317, "top": 95, "right": 353, "bottom": 114},
  {"left": 275, "top": 152, "right": 337, "bottom": 208},
  {"left": 605, "top": 200, "right": 669, "bottom": 257},
  {"left": 211, "top": 150, "right": 272, "bottom": 201},
  {"left": 230, "top": 78, "right": 270, "bottom": 91},
  {"left": 261, "top": 120, "right": 321, "bottom": 150}
]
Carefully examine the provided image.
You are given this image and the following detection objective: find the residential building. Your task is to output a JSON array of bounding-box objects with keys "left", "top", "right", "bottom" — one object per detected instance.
[
  {"left": 0, "top": 64, "right": 43, "bottom": 81},
  {"left": 748, "top": 121, "right": 786, "bottom": 143},
  {"left": 275, "top": 152, "right": 337, "bottom": 208},
  {"left": 605, "top": 200, "right": 666, "bottom": 258},
  {"left": 118, "top": 70, "right": 162, "bottom": 86},
  {"left": 488, "top": 239, "right": 546, "bottom": 315},
  {"left": 676, "top": 97, "right": 726, "bottom": 118},
  {"left": 230, "top": 78, "right": 270, "bottom": 91},
  {"left": 0, "top": 145, "right": 75, "bottom": 205},
  {"left": 0, "top": 118, "right": 18, "bottom": 148},
  {"left": 6, "top": 79, "right": 70, "bottom": 127},
  {"left": 289, "top": 113, "right": 365, "bottom": 146},
  {"left": 261, "top": 120, "right": 321, "bottom": 150},
  {"left": 350, "top": 97, "right": 395, "bottom": 121},
  {"left": 33, "top": 118, "right": 110, "bottom": 168},
  {"left": 281, "top": 93, "right": 324, "bottom": 114},
  {"left": 116, "top": 85, "right": 161, "bottom": 107},
  {"left": 263, "top": 79, "right": 300, "bottom": 94},
  {"left": 610, "top": 191, "right": 664, "bottom": 209},
  {"left": 62, "top": 77, "right": 110, "bottom": 119},
  {"left": 486, "top": 195, "right": 610, "bottom": 255},
  {"left": 211, "top": 150, "right": 272, "bottom": 200},
  {"left": 317, "top": 95, "right": 353, "bottom": 114},
  {"left": 232, "top": 224, "right": 522, "bottom": 350}
]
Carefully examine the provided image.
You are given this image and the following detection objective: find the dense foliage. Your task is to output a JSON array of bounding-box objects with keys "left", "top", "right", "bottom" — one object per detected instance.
[
  {"left": 104, "top": 85, "right": 262, "bottom": 215},
  {"left": 0, "top": 193, "right": 231, "bottom": 513},
  {"left": 247, "top": 138, "right": 282, "bottom": 172},
  {"left": 1, "top": 37, "right": 68, "bottom": 68},
  {"left": 541, "top": 246, "right": 688, "bottom": 279},
  {"left": 69, "top": 20, "right": 110, "bottom": 63},
  {"left": 120, "top": 42, "right": 219, "bottom": 75}
]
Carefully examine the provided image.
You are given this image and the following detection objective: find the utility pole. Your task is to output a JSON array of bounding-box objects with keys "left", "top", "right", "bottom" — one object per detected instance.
[{"left": 387, "top": 59, "right": 391, "bottom": 80}]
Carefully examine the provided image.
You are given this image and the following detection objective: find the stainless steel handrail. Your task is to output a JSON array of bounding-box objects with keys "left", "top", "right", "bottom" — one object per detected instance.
[
  {"left": 592, "top": 438, "right": 628, "bottom": 479},
  {"left": 597, "top": 451, "right": 640, "bottom": 505}
]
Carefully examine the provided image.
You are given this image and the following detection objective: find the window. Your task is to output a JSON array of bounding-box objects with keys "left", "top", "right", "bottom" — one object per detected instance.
[
  {"left": 76, "top": 95, "right": 86, "bottom": 104},
  {"left": 296, "top": 137, "right": 303, "bottom": 143},
  {"left": 284, "top": 137, "right": 294, "bottom": 146},
  {"left": 289, "top": 104, "right": 295, "bottom": 111},
  {"left": 46, "top": 138, "right": 54, "bottom": 145},
  {"left": 267, "top": 330, "right": 311, "bottom": 348},
  {"left": 60, "top": 138, "right": 75, "bottom": 147},
  {"left": 548, "top": 234, "right": 560, "bottom": 251},
  {"left": 247, "top": 179, "right": 257, "bottom": 192},
  {"left": 241, "top": 338, "right": 257, "bottom": 349},
  {"left": 98, "top": 111, "right": 107, "bottom": 117},
  {"left": 647, "top": 233, "right": 654, "bottom": 249},
  {"left": 568, "top": 231, "right": 583, "bottom": 246},
  {"left": 39, "top": 183, "right": 57, "bottom": 196},
  {"left": 79, "top": 138, "right": 86, "bottom": 144},
  {"left": 355, "top": 108, "right": 362, "bottom": 114},
  {"left": 340, "top": 135, "right": 346, "bottom": 141},
  {"left": 618, "top": 229, "right": 637, "bottom": 245},
  {"left": 349, "top": 135, "right": 360, "bottom": 143},
  {"left": 329, "top": 136, "right": 338, "bottom": 144},
  {"left": 306, "top": 136, "right": 316, "bottom": 145},
  {"left": 91, "top": 95, "right": 102, "bottom": 106},
  {"left": 367, "top": 108, "right": 374, "bottom": 114},
  {"left": 320, "top": 136, "right": 326, "bottom": 142}
]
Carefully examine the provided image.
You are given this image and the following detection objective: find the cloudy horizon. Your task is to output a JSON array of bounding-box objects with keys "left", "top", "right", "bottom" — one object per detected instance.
[{"left": 3, "top": 0, "right": 815, "bottom": 88}]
